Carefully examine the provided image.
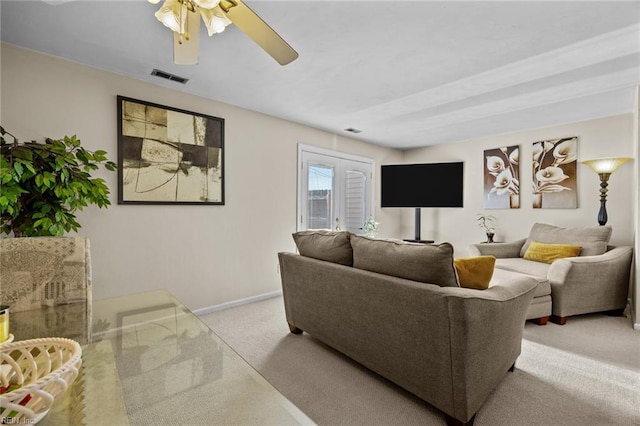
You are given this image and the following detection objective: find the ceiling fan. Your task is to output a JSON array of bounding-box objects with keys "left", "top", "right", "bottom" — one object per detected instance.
[{"left": 148, "top": 0, "right": 298, "bottom": 66}]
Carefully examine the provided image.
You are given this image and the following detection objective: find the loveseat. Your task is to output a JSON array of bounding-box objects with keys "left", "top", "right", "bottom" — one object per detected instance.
[
  {"left": 469, "top": 223, "right": 633, "bottom": 324},
  {"left": 279, "top": 231, "right": 538, "bottom": 425}
]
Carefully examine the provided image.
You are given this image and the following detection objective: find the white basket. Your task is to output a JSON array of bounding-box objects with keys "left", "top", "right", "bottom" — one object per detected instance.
[{"left": 0, "top": 338, "right": 82, "bottom": 423}]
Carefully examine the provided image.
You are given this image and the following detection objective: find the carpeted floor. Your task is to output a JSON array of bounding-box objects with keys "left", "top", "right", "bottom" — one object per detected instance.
[{"left": 201, "top": 296, "right": 640, "bottom": 425}]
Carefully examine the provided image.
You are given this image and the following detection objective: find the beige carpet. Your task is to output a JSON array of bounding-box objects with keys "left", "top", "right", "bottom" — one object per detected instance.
[{"left": 201, "top": 297, "right": 640, "bottom": 425}]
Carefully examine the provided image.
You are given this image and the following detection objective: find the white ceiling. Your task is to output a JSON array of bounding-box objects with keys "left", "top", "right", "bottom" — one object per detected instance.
[{"left": 1, "top": 1, "right": 639, "bottom": 149}]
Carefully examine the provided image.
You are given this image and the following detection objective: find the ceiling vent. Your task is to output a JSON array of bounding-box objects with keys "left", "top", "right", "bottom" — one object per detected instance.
[
  {"left": 151, "top": 69, "right": 189, "bottom": 84},
  {"left": 344, "top": 128, "right": 363, "bottom": 134}
]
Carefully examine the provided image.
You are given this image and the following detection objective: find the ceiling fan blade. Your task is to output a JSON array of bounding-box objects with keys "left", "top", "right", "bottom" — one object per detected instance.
[
  {"left": 222, "top": 0, "right": 298, "bottom": 65},
  {"left": 173, "top": 12, "right": 201, "bottom": 65}
]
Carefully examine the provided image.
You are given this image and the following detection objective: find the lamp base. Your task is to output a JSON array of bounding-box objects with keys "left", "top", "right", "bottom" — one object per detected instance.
[{"left": 598, "top": 200, "right": 608, "bottom": 226}]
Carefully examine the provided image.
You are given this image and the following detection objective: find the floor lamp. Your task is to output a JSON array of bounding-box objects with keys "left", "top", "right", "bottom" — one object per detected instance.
[{"left": 581, "top": 157, "right": 633, "bottom": 225}]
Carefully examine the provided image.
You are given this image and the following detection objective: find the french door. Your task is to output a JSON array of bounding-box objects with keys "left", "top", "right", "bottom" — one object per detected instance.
[{"left": 297, "top": 145, "right": 374, "bottom": 233}]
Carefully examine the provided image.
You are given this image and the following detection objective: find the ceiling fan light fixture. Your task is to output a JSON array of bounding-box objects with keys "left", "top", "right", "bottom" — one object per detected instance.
[
  {"left": 154, "top": 0, "right": 187, "bottom": 34},
  {"left": 200, "top": 6, "right": 231, "bottom": 36},
  {"left": 150, "top": 0, "right": 298, "bottom": 65}
]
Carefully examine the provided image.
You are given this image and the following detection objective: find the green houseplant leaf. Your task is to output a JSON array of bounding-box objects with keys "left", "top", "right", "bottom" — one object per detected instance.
[{"left": 0, "top": 127, "right": 117, "bottom": 237}]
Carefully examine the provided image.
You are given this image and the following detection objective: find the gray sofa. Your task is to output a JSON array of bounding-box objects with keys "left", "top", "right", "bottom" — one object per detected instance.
[
  {"left": 279, "top": 232, "right": 538, "bottom": 425},
  {"left": 470, "top": 223, "right": 633, "bottom": 324}
]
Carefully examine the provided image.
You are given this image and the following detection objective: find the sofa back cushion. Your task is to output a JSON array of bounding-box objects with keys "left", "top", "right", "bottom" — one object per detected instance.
[
  {"left": 350, "top": 235, "right": 458, "bottom": 287},
  {"left": 292, "top": 230, "right": 353, "bottom": 266},
  {"left": 520, "top": 223, "right": 612, "bottom": 257}
]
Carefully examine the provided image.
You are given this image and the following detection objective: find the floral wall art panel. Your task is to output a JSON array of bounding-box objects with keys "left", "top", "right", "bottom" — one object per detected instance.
[
  {"left": 483, "top": 145, "right": 520, "bottom": 209},
  {"left": 531, "top": 137, "right": 577, "bottom": 209},
  {"left": 117, "top": 96, "right": 224, "bottom": 205}
]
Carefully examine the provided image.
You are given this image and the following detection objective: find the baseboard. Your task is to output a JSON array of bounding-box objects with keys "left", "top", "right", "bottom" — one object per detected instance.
[{"left": 193, "top": 290, "right": 282, "bottom": 316}]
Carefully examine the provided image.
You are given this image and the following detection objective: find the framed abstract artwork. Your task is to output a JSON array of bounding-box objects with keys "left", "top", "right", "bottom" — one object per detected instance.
[
  {"left": 117, "top": 96, "right": 224, "bottom": 205},
  {"left": 483, "top": 145, "right": 520, "bottom": 209},
  {"left": 531, "top": 137, "right": 577, "bottom": 209}
]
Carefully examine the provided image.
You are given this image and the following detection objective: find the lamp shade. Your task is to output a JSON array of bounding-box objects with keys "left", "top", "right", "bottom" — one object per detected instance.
[
  {"left": 200, "top": 6, "right": 231, "bottom": 36},
  {"left": 581, "top": 157, "right": 633, "bottom": 174},
  {"left": 154, "top": 0, "right": 186, "bottom": 34}
]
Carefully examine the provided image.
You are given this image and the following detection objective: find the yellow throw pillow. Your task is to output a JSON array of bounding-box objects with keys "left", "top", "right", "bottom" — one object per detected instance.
[
  {"left": 523, "top": 241, "right": 582, "bottom": 264},
  {"left": 454, "top": 256, "right": 496, "bottom": 290}
]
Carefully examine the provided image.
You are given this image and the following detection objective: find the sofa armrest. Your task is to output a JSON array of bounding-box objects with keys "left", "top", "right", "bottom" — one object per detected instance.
[
  {"left": 468, "top": 238, "right": 526, "bottom": 258},
  {"left": 442, "top": 277, "right": 537, "bottom": 422},
  {"left": 547, "top": 246, "right": 633, "bottom": 317}
]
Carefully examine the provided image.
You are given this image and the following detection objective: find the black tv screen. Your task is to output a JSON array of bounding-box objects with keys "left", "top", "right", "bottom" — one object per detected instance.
[{"left": 381, "top": 162, "right": 464, "bottom": 207}]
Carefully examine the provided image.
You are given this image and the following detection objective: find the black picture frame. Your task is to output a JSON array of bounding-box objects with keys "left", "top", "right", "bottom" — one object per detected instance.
[{"left": 117, "top": 95, "right": 225, "bottom": 205}]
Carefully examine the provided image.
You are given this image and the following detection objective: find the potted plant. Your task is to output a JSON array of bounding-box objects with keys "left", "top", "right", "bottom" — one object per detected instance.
[
  {"left": 362, "top": 216, "right": 380, "bottom": 237},
  {"left": 0, "top": 127, "right": 117, "bottom": 237},
  {"left": 476, "top": 214, "right": 496, "bottom": 243}
]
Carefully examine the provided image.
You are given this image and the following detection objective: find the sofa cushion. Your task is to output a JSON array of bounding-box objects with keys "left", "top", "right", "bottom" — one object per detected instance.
[
  {"left": 491, "top": 267, "right": 551, "bottom": 298},
  {"left": 292, "top": 230, "right": 353, "bottom": 266},
  {"left": 523, "top": 241, "right": 582, "bottom": 264},
  {"left": 520, "top": 223, "right": 612, "bottom": 257},
  {"left": 453, "top": 256, "right": 495, "bottom": 290},
  {"left": 495, "top": 257, "right": 549, "bottom": 278},
  {"left": 350, "top": 235, "right": 458, "bottom": 287}
]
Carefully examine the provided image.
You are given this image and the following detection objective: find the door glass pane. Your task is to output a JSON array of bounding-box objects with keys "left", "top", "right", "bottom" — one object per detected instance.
[
  {"left": 308, "top": 163, "right": 333, "bottom": 229},
  {"left": 344, "top": 170, "right": 366, "bottom": 233}
]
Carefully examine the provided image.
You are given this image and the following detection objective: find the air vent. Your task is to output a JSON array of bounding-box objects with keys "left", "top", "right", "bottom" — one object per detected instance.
[
  {"left": 151, "top": 69, "right": 189, "bottom": 84},
  {"left": 344, "top": 128, "right": 363, "bottom": 134}
]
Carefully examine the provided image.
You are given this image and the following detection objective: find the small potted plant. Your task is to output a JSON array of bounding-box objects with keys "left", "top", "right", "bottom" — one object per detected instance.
[
  {"left": 0, "top": 127, "right": 117, "bottom": 237},
  {"left": 476, "top": 214, "right": 496, "bottom": 243},
  {"left": 362, "top": 216, "right": 379, "bottom": 238}
]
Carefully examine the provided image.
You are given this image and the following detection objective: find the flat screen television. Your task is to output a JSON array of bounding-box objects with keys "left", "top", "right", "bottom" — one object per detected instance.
[
  {"left": 381, "top": 162, "right": 464, "bottom": 241},
  {"left": 381, "top": 162, "right": 464, "bottom": 208}
]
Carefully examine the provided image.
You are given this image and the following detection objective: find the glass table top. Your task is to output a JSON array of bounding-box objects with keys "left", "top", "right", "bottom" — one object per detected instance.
[{"left": 8, "top": 290, "right": 313, "bottom": 425}]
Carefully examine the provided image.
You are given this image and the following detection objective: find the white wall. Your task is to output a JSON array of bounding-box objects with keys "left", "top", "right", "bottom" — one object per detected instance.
[
  {"left": 2, "top": 43, "right": 637, "bottom": 318},
  {"left": 0, "top": 44, "right": 403, "bottom": 310},
  {"left": 403, "top": 114, "right": 636, "bottom": 252}
]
